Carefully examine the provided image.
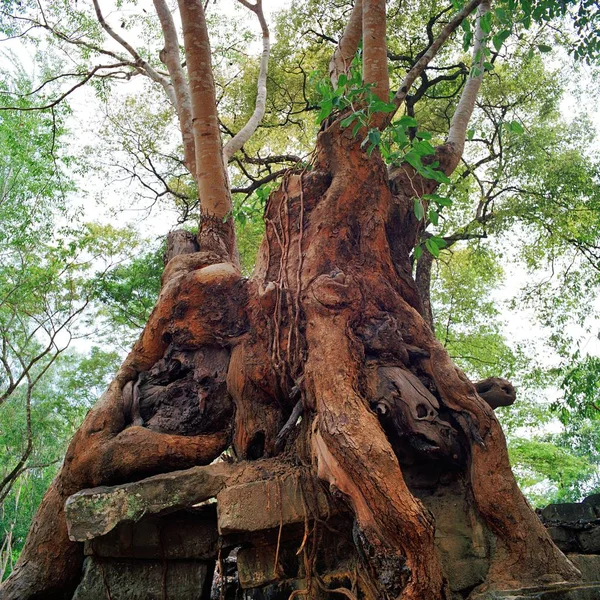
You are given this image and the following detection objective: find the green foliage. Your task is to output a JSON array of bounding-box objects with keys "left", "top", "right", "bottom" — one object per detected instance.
[
  {"left": 432, "top": 246, "right": 526, "bottom": 380},
  {"left": 90, "top": 240, "right": 163, "bottom": 345},
  {"left": 1, "top": 347, "right": 120, "bottom": 577},
  {"left": 552, "top": 355, "right": 600, "bottom": 424},
  {"left": 509, "top": 437, "right": 599, "bottom": 505}
]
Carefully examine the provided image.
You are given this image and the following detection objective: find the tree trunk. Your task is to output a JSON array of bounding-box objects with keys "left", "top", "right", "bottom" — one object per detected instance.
[{"left": 1, "top": 132, "right": 580, "bottom": 600}]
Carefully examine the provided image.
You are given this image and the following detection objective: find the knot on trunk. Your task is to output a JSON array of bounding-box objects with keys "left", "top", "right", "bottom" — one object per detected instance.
[{"left": 475, "top": 377, "right": 516, "bottom": 410}]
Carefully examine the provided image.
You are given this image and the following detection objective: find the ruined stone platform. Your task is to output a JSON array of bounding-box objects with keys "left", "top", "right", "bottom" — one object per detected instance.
[{"left": 64, "top": 460, "right": 600, "bottom": 599}]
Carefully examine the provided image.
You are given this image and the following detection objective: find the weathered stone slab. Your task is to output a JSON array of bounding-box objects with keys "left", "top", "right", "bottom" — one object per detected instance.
[
  {"left": 420, "top": 485, "right": 491, "bottom": 593},
  {"left": 576, "top": 527, "right": 600, "bottom": 553},
  {"left": 582, "top": 494, "right": 600, "bottom": 516},
  {"left": 547, "top": 527, "right": 579, "bottom": 553},
  {"left": 541, "top": 503, "right": 596, "bottom": 523},
  {"left": 72, "top": 557, "right": 210, "bottom": 600},
  {"left": 473, "top": 582, "right": 600, "bottom": 599},
  {"left": 237, "top": 542, "right": 301, "bottom": 588},
  {"left": 66, "top": 462, "right": 235, "bottom": 541},
  {"left": 568, "top": 554, "right": 600, "bottom": 582},
  {"left": 217, "top": 475, "right": 330, "bottom": 534},
  {"left": 84, "top": 507, "right": 218, "bottom": 560}
]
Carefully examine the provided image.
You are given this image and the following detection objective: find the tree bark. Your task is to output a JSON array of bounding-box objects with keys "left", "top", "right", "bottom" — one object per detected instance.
[
  {"left": 177, "top": 0, "right": 236, "bottom": 261},
  {"left": 329, "top": 0, "right": 362, "bottom": 88},
  {"left": 153, "top": 0, "right": 196, "bottom": 177},
  {"left": 1, "top": 3, "right": 582, "bottom": 599},
  {"left": 362, "top": 0, "right": 389, "bottom": 103}
]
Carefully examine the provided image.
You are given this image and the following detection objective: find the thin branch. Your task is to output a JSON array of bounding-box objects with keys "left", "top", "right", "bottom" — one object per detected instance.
[
  {"left": 385, "top": 0, "right": 483, "bottom": 126},
  {"left": 153, "top": 0, "right": 196, "bottom": 177},
  {"left": 91, "top": 0, "right": 177, "bottom": 105},
  {"left": 223, "top": 0, "right": 270, "bottom": 162},
  {"left": 0, "top": 63, "right": 131, "bottom": 111},
  {"left": 231, "top": 168, "right": 287, "bottom": 195}
]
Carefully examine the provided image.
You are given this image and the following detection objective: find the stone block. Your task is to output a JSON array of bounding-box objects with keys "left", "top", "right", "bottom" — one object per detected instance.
[
  {"left": 576, "top": 527, "right": 600, "bottom": 553},
  {"left": 72, "top": 556, "right": 211, "bottom": 600},
  {"left": 472, "top": 582, "right": 600, "bottom": 599},
  {"left": 541, "top": 503, "right": 595, "bottom": 523},
  {"left": 84, "top": 507, "right": 218, "bottom": 560},
  {"left": 567, "top": 554, "right": 600, "bottom": 582},
  {"left": 547, "top": 527, "right": 579, "bottom": 553},
  {"left": 446, "top": 558, "right": 489, "bottom": 593},
  {"left": 582, "top": 494, "right": 600, "bottom": 517},
  {"left": 217, "top": 475, "right": 329, "bottom": 534},
  {"left": 237, "top": 543, "right": 300, "bottom": 588}
]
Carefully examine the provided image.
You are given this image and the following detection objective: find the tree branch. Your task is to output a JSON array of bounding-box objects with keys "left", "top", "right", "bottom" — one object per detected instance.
[
  {"left": 92, "top": 0, "right": 177, "bottom": 106},
  {"left": 153, "top": 0, "right": 196, "bottom": 177},
  {"left": 385, "top": 0, "right": 483, "bottom": 126},
  {"left": 329, "top": 0, "right": 362, "bottom": 88},
  {"left": 362, "top": 0, "right": 389, "bottom": 103},
  {"left": 222, "top": 0, "right": 270, "bottom": 163},
  {"left": 445, "top": 0, "right": 491, "bottom": 173}
]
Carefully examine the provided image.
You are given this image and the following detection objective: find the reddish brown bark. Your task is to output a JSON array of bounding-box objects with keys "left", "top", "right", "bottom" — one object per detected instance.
[
  {"left": 2, "top": 125, "right": 581, "bottom": 600},
  {"left": 226, "top": 123, "right": 579, "bottom": 598},
  {"left": 1, "top": 2, "right": 581, "bottom": 595},
  {"left": 0, "top": 247, "right": 239, "bottom": 599}
]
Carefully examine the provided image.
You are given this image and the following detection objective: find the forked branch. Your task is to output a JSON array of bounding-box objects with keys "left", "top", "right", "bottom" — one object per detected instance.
[
  {"left": 384, "top": 0, "right": 484, "bottom": 127},
  {"left": 222, "top": 0, "right": 270, "bottom": 162},
  {"left": 91, "top": 0, "right": 177, "bottom": 106}
]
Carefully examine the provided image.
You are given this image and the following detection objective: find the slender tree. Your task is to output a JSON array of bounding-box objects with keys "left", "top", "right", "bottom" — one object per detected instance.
[{"left": 2, "top": 0, "right": 598, "bottom": 598}]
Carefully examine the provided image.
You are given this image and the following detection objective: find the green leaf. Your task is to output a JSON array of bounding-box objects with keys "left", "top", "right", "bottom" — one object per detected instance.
[
  {"left": 317, "top": 100, "right": 333, "bottom": 123},
  {"left": 404, "top": 151, "right": 422, "bottom": 171},
  {"left": 414, "top": 244, "right": 423, "bottom": 260},
  {"left": 370, "top": 100, "right": 396, "bottom": 114},
  {"left": 414, "top": 198, "right": 424, "bottom": 221},
  {"left": 340, "top": 113, "right": 356, "bottom": 128},
  {"left": 428, "top": 209, "right": 439, "bottom": 226},
  {"left": 480, "top": 12, "right": 493, "bottom": 34},
  {"left": 507, "top": 120, "right": 524, "bottom": 134},
  {"left": 494, "top": 7, "right": 508, "bottom": 22},
  {"left": 493, "top": 29, "right": 511, "bottom": 52},
  {"left": 415, "top": 131, "right": 433, "bottom": 140},
  {"left": 423, "top": 194, "right": 452, "bottom": 207},
  {"left": 431, "top": 236, "right": 447, "bottom": 249},
  {"left": 538, "top": 44, "right": 552, "bottom": 53},
  {"left": 368, "top": 128, "right": 381, "bottom": 147},
  {"left": 467, "top": 128, "right": 475, "bottom": 141},
  {"left": 425, "top": 237, "right": 440, "bottom": 257},
  {"left": 396, "top": 115, "right": 418, "bottom": 128}
]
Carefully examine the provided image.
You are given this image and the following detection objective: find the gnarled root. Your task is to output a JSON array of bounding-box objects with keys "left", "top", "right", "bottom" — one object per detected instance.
[{"left": 0, "top": 261, "right": 244, "bottom": 600}]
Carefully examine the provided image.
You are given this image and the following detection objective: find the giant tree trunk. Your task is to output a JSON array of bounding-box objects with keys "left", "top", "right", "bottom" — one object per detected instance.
[{"left": 1, "top": 124, "right": 579, "bottom": 600}]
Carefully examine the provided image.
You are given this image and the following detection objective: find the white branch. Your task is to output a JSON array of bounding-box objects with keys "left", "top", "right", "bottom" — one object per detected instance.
[
  {"left": 222, "top": 0, "right": 270, "bottom": 163},
  {"left": 153, "top": 0, "right": 196, "bottom": 177},
  {"left": 92, "top": 0, "right": 177, "bottom": 106},
  {"left": 446, "top": 0, "right": 491, "bottom": 171},
  {"left": 329, "top": 0, "right": 362, "bottom": 88}
]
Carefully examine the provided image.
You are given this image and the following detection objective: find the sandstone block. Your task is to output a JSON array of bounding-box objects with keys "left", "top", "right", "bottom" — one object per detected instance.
[
  {"left": 72, "top": 557, "right": 210, "bottom": 600},
  {"left": 217, "top": 475, "right": 329, "bottom": 534}
]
